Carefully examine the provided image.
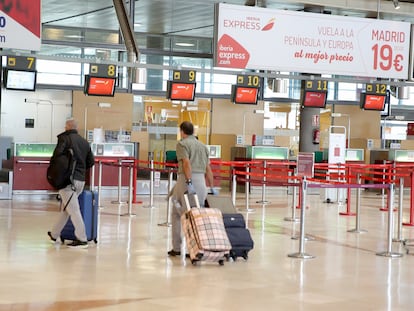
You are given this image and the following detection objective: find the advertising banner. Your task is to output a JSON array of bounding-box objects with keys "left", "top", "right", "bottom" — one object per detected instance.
[
  {"left": 0, "top": 0, "right": 41, "bottom": 51},
  {"left": 215, "top": 3, "right": 411, "bottom": 79}
]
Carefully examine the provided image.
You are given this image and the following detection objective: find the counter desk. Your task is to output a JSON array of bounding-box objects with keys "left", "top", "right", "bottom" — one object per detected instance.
[{"left": 11, "top": 142, "right": 136, "bottom": 194}]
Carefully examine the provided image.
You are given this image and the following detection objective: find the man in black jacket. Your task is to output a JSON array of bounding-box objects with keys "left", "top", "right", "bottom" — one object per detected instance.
[{"left": 48, "top": 118, "right": 95, "bottom": 248}]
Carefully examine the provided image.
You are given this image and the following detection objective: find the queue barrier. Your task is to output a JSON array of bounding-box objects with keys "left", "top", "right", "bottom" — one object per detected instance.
[
  {"left": 95, "top": 159, "right": 137, "bottom": 216},
  {"left": 210, "top": 159, "right": 411, "bottom": 259},
  {"left": 92, "top": 157, "right": 414, "bottom": 259}
]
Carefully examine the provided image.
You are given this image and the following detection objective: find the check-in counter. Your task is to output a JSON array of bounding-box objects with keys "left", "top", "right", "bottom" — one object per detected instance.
[
  {"left": 231, "top": 146, "right": 290, "bottom": 192},
  {"left": 90, "top": 143, "right": 135, "bottom": 187},
  {"left": 247, "top": 146, "right": 290, "bottom": 187},
  {"left": 12, "top": 143, "right": 56, "bottom": 193},
  {"left": 11, "top": 142, "right": 136, "bottom": 193}
]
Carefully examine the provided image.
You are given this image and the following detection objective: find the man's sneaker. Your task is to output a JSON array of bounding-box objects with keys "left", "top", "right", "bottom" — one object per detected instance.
[
  {"left": 47, "top": 231, "right": 58, "bottom": 244},
  {"left": 67, "top": 240, "right": 88, "bottom": 249}
]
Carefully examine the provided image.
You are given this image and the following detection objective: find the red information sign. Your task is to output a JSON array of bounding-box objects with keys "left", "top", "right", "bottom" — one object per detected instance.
[{"left": 297, "top": 152, "right": 314, "bottom": 178}]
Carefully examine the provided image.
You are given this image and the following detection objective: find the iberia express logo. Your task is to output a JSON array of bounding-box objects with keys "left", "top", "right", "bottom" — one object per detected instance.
[
  {"left": 216, "top": 16, "right": 275, "bottom": 68},
  {"left": 216, "top": 34, "right": 250, "bottom": 68},
  {"left": 261, "top": 18, "right": 275, "bottom": 31}
]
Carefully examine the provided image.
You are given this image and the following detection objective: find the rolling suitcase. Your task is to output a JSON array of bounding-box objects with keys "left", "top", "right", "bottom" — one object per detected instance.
[
  {"left": 206, "top": 196, "right": 254, "bottom": 260},
  {"left": 60, "top": 190, "right": 98, "bottom": 244},
  {"left": 222, "top": 213, "right": 254, "bottom": 260},
  {"left": 181, "top": 193, "right": 231, "bottom": 265}
]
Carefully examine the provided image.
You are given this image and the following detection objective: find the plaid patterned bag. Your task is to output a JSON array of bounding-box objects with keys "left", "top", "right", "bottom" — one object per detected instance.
[{"left": 182, "top": 193, "right": 231, "bottom": 264}]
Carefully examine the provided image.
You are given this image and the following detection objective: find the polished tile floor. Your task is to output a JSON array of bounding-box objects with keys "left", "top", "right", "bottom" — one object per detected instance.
[{"left": 1, "top": 186, "right": 414, "bottom": 311}]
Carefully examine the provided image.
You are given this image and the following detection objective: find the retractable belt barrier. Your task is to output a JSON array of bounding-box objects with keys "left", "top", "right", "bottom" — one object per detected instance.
[
  {"left": 92, "top": 158, "right": 177, "bottom": 216},
  {"left": 91, "top": 157, "right": 414, "bottom": 257},
  {"left": 208, "top": 159, "right": 414, "bottom": 259}
]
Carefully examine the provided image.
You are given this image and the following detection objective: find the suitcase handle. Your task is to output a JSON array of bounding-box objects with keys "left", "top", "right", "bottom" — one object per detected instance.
[{"left": 184, "top": 192, "right": 201, "bottom": 211}]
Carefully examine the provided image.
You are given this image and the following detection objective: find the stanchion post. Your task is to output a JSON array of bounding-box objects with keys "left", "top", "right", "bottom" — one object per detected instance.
[
  {"left": 288, "top": 177, "right": 315, "bottom": 259},
  {"left": 121, "top": 164, "right": 136, "bottom": 216},
  {"left": 231, "top": 169, "right": 237, "bottom": 208},
  {"left": 285, "top": 169, "right": 299, "bottom": 222},
  {"left": 381, "top": 160, "right": 386, "bottom": 197},
  {"left": 339, "top": 166, "right": 356, "bottom": 216},
  {"left": 380, "top": 162, "right": 395, "bottom": 212},
  {"left": 111, "top": 158, "right": 126, "bottom": 204},
  {"left": 376, "top": 183, "right": 403, "bottom": 258},
  {"left": 394, "top": 177, "right": 404, "bottom": 242},
  {"left": 244, "top": 163, "right": 254, "bottom": 213},
  {"left": 144, "top": 159, "right": 156, "bottom": 208},
  {"left": 90, "top": 161, "right": 95, "bottom": 190},
  {"left": 158, "top": 168, "right": 173, "bottom": 227},
  {"left": 256, "top": 160, "right": 270, "bottom": 204},
  {"left": 403, "top": 171, "right": 414, "bottom": 226},
  {"left": 132, "top": 160, "right": 138, "bottom": 204},
  {"left": 348, "top": 173, "right": 367, "bottom": 233},
  {"left": 97, "top": 160, "right": 103, "bottom": 208}
]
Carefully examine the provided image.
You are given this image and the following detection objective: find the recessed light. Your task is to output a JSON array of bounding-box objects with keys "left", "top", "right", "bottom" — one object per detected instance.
[
  {"left": 65, "top": 34, "right": 84, "bottom": 39},
  {"left": 175, "top": 42, "right": 195, "bottom": 47}
]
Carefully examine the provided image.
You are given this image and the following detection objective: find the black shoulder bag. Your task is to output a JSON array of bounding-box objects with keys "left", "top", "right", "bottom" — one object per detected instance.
[{"left": 46, "top": 136, "right": 77, "bottom": 190}]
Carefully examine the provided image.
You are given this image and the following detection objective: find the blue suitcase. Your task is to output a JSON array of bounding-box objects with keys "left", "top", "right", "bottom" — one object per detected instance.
[
  {"left": 60, "top": 190, "right": 98, "bottom": 243},
  {"left": 222, "top": 213, "right": 254, "bottom": 260}
]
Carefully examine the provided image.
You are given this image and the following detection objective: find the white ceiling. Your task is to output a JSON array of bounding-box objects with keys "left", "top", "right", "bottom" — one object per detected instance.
[{"left": 41, "top": 0, "right": 414, "bottom": 39}]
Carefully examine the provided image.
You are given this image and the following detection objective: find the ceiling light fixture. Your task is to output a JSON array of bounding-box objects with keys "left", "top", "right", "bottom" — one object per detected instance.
[
  {"left": 175, "top": 42, "right": 195, "bottom": 47},
  {"left": 65, "top": 34, "right": 84, "bottom": 39},
  {"left": 393, "top": 0, "right": 400, "bottom": 9}
]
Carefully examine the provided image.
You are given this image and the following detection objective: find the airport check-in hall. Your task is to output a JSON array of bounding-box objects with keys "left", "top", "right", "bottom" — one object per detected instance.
[{"left": 2, "top": 1, "right": 414, "bottom": 310}]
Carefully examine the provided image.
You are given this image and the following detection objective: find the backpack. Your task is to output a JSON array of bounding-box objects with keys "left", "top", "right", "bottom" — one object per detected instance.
[{"left": 46, "top": 143, "right": 77, "bottom": 190}]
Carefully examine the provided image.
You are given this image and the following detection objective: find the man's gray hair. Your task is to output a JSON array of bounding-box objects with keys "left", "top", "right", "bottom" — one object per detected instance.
[{"left": 66, "top": 118, "right": 78, "bottom": 130}]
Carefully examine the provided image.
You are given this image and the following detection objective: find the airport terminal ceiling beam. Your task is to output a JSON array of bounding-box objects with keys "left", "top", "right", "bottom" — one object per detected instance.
[{"left": 112, "top": 0, "right": 139, "bottom": 62}]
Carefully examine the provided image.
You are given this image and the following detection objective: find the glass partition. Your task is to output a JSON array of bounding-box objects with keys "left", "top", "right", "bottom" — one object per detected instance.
[
  {"left": 247, "top": 146, "right": 289, "bottom": 160},
  {"left": 345, "top": 149, "right": 364, "bottom": 161},
  {"left": 14, "top": 143, "right": 56, "bottom": 157},
  {"left": 389, "top": 149, "right": 414, "bottom": 162},
  {"left": 91, "top": 143, "right": 135, "bottom": 157}
]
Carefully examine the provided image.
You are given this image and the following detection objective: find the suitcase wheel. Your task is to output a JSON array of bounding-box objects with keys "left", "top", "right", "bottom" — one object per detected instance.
[
  {"left": 218, "top": 260, "right": 224, "bottom": 266},
  {"left": 191, "top": 259, "right": 198, "bottom": 265}
]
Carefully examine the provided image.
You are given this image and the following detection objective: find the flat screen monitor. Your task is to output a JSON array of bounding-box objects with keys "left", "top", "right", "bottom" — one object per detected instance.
[
  {"left": 232, "top": 85, "right": 259, "bottom": 105},
  {"left": 361, "top": 94, "right": 386, "bottom": 111},
  {"left": 3, "top": 68, "right": 37, "bottom": 91},
  {"left": 167, "top": 81, "right": 196, "bottom": 101},
  {"left": 84, "top": 75, "right": 116, "bottom": 97},
  {"left": 380, "top": 90, "right": 391, "bottom": 116},
  {"left": 302, "top": 91, "right": 327, "bottom": 108}
]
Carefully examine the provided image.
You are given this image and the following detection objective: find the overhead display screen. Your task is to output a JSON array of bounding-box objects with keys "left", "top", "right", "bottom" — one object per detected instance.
[
  {"left": 361, "top": 94, "right": 386, "bottom": 111},
  {"left": 232, "top": 85, "right": 259, "bottom": 105},
  {"left": 84, "top": 75, "right": 116, "bottom": 97},
  {"left": 302, "top": 91, "right": 327, "bottom": 108},
  {"left": 3, "top": 69, "right": 37, "bottom": 91},
  {"left": 167, "top": 81, "right": 196, "bottom": 101}
]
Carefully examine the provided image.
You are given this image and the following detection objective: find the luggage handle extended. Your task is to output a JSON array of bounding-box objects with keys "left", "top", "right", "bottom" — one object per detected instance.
[{"left": 184, "top": 192, "right": 201, "bottom": 211}]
